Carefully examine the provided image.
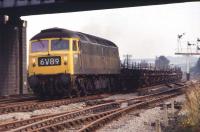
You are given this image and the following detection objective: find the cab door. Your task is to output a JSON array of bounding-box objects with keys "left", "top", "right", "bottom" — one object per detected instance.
[{"left": 72, "top": 39, "right": 81, "bottom": 74}]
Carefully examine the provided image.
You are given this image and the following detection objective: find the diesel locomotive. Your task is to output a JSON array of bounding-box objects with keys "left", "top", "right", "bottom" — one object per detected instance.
[
  {"left": 28, "top": 28, "right": 182, "bottom": 98},
  {"left": 28, "top": 28, "right": 120, "bottom": 98}
]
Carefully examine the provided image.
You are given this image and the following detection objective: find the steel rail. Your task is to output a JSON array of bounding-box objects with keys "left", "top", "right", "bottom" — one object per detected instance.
[
  {"left": 1, "top": 91, "right": 164, "bottom": 131},
  {"left": 78, "top": 92, "right": 181, "bottom": 132},
  {"left": 0, "top": 95, "right": 35, "bottom": 106},
  {"left": 18, "top": 92, "right": 181, "bottom": 132},
  {"left": 1, "top": 82, "right": 188, "bottom": 132},
  {"left": 0, "top": 94, "right": 109, "bottom": 114},
  {"left": 8, "top": 85, "right": 185, "bottom": 132},
  {"left": 0, "top": 99, "right": 114, "bottom": 131},
  {"left": 29, "top": 108, "right": 122, "bottom": 132},
  {"left": 9, "top": 101, "right": 120, "bottom": 132}
]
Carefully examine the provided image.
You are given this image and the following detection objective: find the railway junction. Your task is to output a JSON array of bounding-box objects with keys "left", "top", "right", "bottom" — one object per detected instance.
[
  {"left": 0, "top": 66, "right": 197, "bottom": 131},
  {"left": 0, "top": 81, "right": 193, "bottom": 132}
]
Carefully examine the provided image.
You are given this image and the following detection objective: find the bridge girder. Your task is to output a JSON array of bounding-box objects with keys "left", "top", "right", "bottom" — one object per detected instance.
[{"left": 0, "top": 0, "right": 196, "bottom": 16}]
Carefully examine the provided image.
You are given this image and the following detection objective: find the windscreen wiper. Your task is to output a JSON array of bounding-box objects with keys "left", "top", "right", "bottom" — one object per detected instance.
[
  {"left": 53, "top": 38, "right": 63, "bottom": 45},
  {"left": 37, "top": 39, "right": 50, "bottom": 55}
]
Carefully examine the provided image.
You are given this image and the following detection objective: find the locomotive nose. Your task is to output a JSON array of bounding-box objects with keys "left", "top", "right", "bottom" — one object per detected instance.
[
  {"left": 28, "top": 74, "right": 71, "bottom": 98},
  {"left": 29, "top": 54, "right": 70, "bottom": 76}
]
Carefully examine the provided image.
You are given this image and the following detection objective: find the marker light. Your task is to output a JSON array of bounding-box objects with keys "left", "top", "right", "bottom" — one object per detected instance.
[
  {"left": 32, "top": 58, "right": 36, "bottom": 67},
  {"left": 64, "top": 56, "right": 68, "bottom": 61},
  {"left": 64, "top": 56, "right": 67, "bottom": 65},
  {"left": 32, "top": 58, "right": 36, "bottom": 63}
]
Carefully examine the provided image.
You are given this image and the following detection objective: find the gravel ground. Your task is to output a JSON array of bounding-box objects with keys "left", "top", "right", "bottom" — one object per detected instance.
[
  {"left": 0, "top": 92, "right": 185, "bottom": 131},
  {"left": 0, "top": 102, "right": 86, "bottom": 123},
  {"left": 103, "top": 93, "right": 139, "bottom": 101},
  {"left": 98, "top": 95, "right": 185, "bottom": 132},
  {"left": 0, "top": 93, "right": 138, "bottom": 124}
]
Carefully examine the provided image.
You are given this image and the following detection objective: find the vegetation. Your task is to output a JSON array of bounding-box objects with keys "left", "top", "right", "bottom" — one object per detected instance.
[
  {"left": 182, "top": 84, "right": 200, "bottom": 129},
  {"left": 173, "top": 83, "right": 200, "bottom": 132},
  {"left": 191, "top": 58, "right": 200, "bottom": 74},
  {"left": 155, "top": 56, "right": 170, "bottom": 69},
  {"left": 164, "top": 83, "right": 200, "bottom": 132}
]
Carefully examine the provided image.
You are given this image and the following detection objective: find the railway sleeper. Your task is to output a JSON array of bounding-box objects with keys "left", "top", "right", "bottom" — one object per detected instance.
[
  {"left": 78, "top": 93, "right": 181, "bottom": 132},
  {"left": 33, "top": 109, "right": 117, "bottom": 132},
  {"left": 9, "top": 102, "right": 121, "bottom": 132}
]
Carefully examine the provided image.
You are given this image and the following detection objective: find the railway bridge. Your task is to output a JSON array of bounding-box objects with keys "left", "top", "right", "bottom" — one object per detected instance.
[{"left": 0, "top": 0, "right": 193, "bottom": 96}]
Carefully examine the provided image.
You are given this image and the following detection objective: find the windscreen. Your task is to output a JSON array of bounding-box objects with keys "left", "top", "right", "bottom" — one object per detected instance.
[
  {"left": 31, "top": 40, "right": 48, "bottom": 52},
  {"left": 51, "top": 40, "right": 69, "bottom": 51}
]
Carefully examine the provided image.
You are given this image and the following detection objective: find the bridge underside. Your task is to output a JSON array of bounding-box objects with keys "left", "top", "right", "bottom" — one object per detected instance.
[{"left": 0, "top": 0, "right": 194, "bottom": 16}]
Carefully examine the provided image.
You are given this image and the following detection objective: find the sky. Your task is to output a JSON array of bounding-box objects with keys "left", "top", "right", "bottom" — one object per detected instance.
[{"left": 22, "top": 2, "right": 200, "bottom": 59}]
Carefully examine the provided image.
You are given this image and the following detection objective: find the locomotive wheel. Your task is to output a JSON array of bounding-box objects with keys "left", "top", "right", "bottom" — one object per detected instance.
[
  {"left": 107, "top": 78, "right": 112, "bottom": 92},
  {"left": 74, "top": 84, "right": 81, "bottom": 97},
  {"left": 54, "top": 80, "right": 61, "bottom": 97},
  {"left": 87, "top": 79, "right": 93, "bottom": 94},
  {"left": 80, "top": 79, "right": 88, "bottom": 96},
  {"left": 48, "top": 80, "right": 55, "bottom": 98},
  {"left": 74, "top": 79, "right": 81, "bottom": 97},
  {"left": 66, "top": 87, "right": 73, "bottom": 98},
  {"left": 41, "top": 82, "right": 47, "bottom": 98},
  {"left": 55, "top": 80, "right": 65, "bottom": 98}
]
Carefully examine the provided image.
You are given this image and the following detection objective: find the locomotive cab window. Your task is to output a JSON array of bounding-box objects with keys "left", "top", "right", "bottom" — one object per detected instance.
[
  {"left": 51, "top": 39, "right": 69, "bottom": 51},
  {"left": 31, "top": 40, "right": 49, "bottom": 52},
  {"left": 73, "top": 40, "right": 77, "bottom": 51}
]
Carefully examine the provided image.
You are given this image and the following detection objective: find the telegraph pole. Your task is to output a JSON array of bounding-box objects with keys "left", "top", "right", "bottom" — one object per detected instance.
[{"left": 123, "top": 54, "right": 132, "bottom": 68}]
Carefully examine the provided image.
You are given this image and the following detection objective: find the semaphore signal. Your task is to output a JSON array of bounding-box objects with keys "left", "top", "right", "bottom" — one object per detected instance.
[{"left": 175, "top": 33, "right": 200, "bottom": 81}]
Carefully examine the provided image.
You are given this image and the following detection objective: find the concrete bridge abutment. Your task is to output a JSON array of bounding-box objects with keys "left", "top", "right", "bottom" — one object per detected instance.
[{"left": 0, "top": 15, "right": 27, "bottom": 96}]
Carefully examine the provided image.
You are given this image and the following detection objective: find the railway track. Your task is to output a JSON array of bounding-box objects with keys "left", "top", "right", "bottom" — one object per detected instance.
[
  {"left": 78, "top": 93, "right": 180, "bottom": 132},
  {"left": 0, "top": 94, "right": 32, "bottom": 100},
  {"left": 0, "top": 94, "right": 109, "bottom": 115},
  {"left": 0, "top": 83, "right": 187, "bottom": 132},
  {"left": 0, "top": 82, "right": 185, "bottom": 115},
  {"left": 0, "top": 94, "right": 35, "bottom": 106}
]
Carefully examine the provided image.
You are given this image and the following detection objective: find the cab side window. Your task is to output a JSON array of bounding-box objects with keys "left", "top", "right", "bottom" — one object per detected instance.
[{"left": 73, "top": 40, "right": 77, "bottom": 51}]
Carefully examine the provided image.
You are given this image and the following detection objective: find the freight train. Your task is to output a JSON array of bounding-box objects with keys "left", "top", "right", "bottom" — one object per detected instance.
[{"left": 28, "top": 28, "right": 182, "bottom": 98}]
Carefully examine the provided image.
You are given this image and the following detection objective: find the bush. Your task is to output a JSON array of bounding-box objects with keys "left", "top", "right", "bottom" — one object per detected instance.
[{"left": 182, "top": 83, "right": 200, "bottom": 130}]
